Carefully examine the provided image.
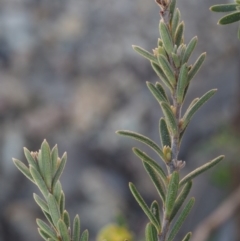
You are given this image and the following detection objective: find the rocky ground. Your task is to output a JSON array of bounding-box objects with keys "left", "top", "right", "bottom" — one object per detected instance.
[{"left": 0, "top": 0, "right": 239, "bottom": 240}]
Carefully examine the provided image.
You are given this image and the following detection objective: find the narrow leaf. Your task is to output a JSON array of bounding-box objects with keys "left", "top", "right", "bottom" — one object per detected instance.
[
  {"left": 133, "top": 148, "right": 168, "bottom": 185},
  {"left": 47, "top": 194, "right": 61, "bottom": 228},
  {"left": 176, "top": 64, "right": 188, "bottom": 103},
  {"left": 143, "top": 162, "right": 166, "bottom": 204},
  {"left": 37, "top": 219, "right": 58, "bottom": 241},
  {"left": 159, "top": 118, "right": 171, "bottom": 148},
  {"left": 151, "top": 201, "right": 161, "bottom": 227},
  {"left": 60, "top": 191, "right": 65, "bottom": 216},
  {"left": 151, "top": 62, "right": 173, "bottom": 90},
  {"left": 147, "top": 82, "right": 168, "bottom": 104},
  {"left": 187, "top": 52, "right": 206, "bottom": 83},
  {"left": 171, "top": 8, "right": 180, "bottom": 37},
  {"left": 33, "top": 193, "right": 49, "bottom": 213},
  {"left": 218, "top": 11, "right": 240, "bottom": 25},
  {"left": 43, "top": 211, "right": 55, "bottom": 227},
  {"left": 180, "top": 155, "right": 225, "bottom": 187},
  {"left": 160, "top": 102, "right": 178, "bottom": 136},
  {"left": 53, "top": 180, "right": 62, "bottom": 204},
  {"left": 51, "top": 144, "right": 59, "bottom": 177},
  {"left": 23, "top": 147, "right": 38, "bottom": 170},
  {"left": 159, "top": 19, "right": 174, "bottom": 54},
  {"left": 158, "top": 55, "right": 176, "bottom": 86},
  {"left": 80, "top": 230, "right": 89, "bottom": 241},
  {"left": 145, "top": 222, "right": 158, "bottom": 241},
  {"left": 210, "top": 4, "right": 238, "bottom": 12},
  {"left": 165, "top": 171, "right": 179, "bottom": 219},
  {"left": 172, "top": 53, "right": 181, "bottom": 68},
  {"left": 73, "top": 215, "right": 81, "bottom": 241},
  {"left": 167, "top": 198, "right": 195, "bottom": 241},
  {"left": 38, "top": 228, "right": 51, "bottom": 241},
  {"left": 170, "top": 181, "right": 192, "bottom": 221},
  {"left": 52, "top": 152, "right": 67, "bottom": 189},
  {"left": 30, "top": 165, "right": 49, "bottom": 199},
  {"left": 169, "top": 0, "right": 176, "bottom": 18},
  {"left": 174, "top": 22, "right": 184, "bottom": 46},
  {"left": 58, "top": 219, "right": 70, "bottom": 241},
  {"left": 155, "top": 82, "right": 169, "bottom": 102},
  {"left": 182, "top": 232, "right": 192, "bottom": 241},
  {"left": 129, "top": 182, "right": 160, "bottom": 232},
  {"left": 63, "top": 210, "right": 70, "bottom": 228},
  {"left": 181, "top": 89, "right": 217, "bottom": 130},
  {"left": 182, "top": 36, "right": 198, "bottom": 63},
  {"left": 13, "top": 158, "right": 34, "bottom": 183},
  {"left": 116, "top": 130, "right": 165, "bottom": 161},
  {"left": 132, "top": 45, "right": 158, "bottom": 64},
  {"left": 41, "top": 140, "right": 52, "bottom": 190}
]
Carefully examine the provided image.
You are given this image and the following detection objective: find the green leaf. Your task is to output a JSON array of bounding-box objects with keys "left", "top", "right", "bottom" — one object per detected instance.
[
  {"left": 176, "top": 64, "right": 188, "bottom": 104},
  {"left": 129, "top": 182, "right": 160, "bottom": 232},
  {"left": 182, "top": 232, "right": 192, "bottom": 241},
  {"left": 12, "top": 158, "right": 34, "bottom": 183},
  {"left": 169, "top": 0, "right": 176, "bottom": 18},
  {"left": 180, "top": 155, "right": 225, "bottom": 187},
  {"left": 165, "top": 171, "right": 179, "bottom": 219},
  {"left": 37, "top": 219, "right": 58, "bottom": 241},
  {"left": 41, "top": 140, "right": 52, "bottom": 190},
  {"left": 132, "top": 45, "right": 158, "bottom": 64},
  {"left": 147, "top": 81, "right": 168, "bottom": 104},
  {"left": 158, "top": 55, "right": 176, "bottom": 87},
  {"left": 155, "top": 82, "right": 169, "bottom": 102},
  {"left": 51, "top": 144, "right": 59, "bottom": 177},
  {"left": 52, "top": 152, "right": 67, "bottom": 189},
  {"left": 172, "top": 53, "right": 181, "bottom": 68},
  {"left": 151, "top": 62, "right": 173, "bottom": 91},
  {"left": 58, "top": 219, "right": 70, "bottom": 241},
  {"left": 53, "top": 180, "right": 62, "bottom": 204},
  {"left": 47, "top": 194, "right": 61, "bottom": 228},
  {"left": 167, "top": 198, "right": 195, "bottom": 241},
  {"left": 63, "top": 210, "right": 70, "bottom": 228},
  {"left": 171, "top": 8, "right": 180, "bottom": 38},
  {"left": 33, "top": 193, "right": 49, "bottom": 213},
  {"left": 143, "top": 162, "right": 166, "bottom": 204},
  {"left": 80, "top": 230, "right": 89, "bottom": 241},
  {"left": 159, "top": 20, "right": 174, "bottom": 55},
  {"left": 38, "top": 228, "right": 51, "bottom": 241},
  {"left": 145, "top": 222, "right": 158, "bottom": 241},
  {"left": 159, "top": 118, "right": 171, "bottom": 148},
  {"left": 116, "top": 130, "right": 165, "bottom": 161},
  {"left": 151, "top": 201, "right": 161, "bottom": 227},
  {"left": 60, "top": 191, "right": 65, "bottom": 216},
  {"left": 218, "top": 11, "right": 240, "bottom": 25},
  {"left": 133, "top": 148, "right": 167, "bottom": 185},
  {"left": 43, "top": 211, "right": 55, "bottom": 227},
  {"left": 210, "top": 3, "right": 238, "bottom": 12},
  {"left": 182, "top": 36, "right": 198, "bottom": 63},
  {"left": 30, "top": 165, "right": 49, "bottom": 199},
  {"left": 174, "top": 22, "right": 184, "bottom": 46},
  {"left": 170, "top": 181, "right": 192, "bottom": 221},
  {"left": 181, "top": 89, "right": 217, "bottom": 130},
  {"left": 160, "top": 102, "right": 178, "bottom": 136},
  {"left": 23, "top": 147, "right": 39, "bottom": 170},
  {"left": 73, "top": 215, "right": 81, "bottom": 241},
  {"left": 187, "top": 52, "right": 206, "bottom": 83}
]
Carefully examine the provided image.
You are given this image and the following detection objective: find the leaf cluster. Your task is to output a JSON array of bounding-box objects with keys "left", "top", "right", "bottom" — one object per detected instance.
[
  {"left": 117, "top": 0, "right": 224, "bottom": 240},
  {"left": 210, "top": 0, "right": 240, "bottom": 39},
  {"left": 13, "top": 140, "right": 89, "bottom": 241}
]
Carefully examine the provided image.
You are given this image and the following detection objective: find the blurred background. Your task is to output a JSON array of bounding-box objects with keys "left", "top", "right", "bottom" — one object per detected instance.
[{"left": 0, "top": 0, "right": 239, "bottom": 240}]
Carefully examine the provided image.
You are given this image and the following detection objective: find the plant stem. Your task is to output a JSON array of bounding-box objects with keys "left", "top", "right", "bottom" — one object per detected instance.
[{"left": 159, "top": 216, "right": 170, "bottom": 241}]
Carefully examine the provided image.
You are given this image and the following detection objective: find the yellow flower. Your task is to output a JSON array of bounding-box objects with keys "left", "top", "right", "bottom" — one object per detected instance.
[{"left": 96, "top": 224, "right": 134, "bottom": 241}]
